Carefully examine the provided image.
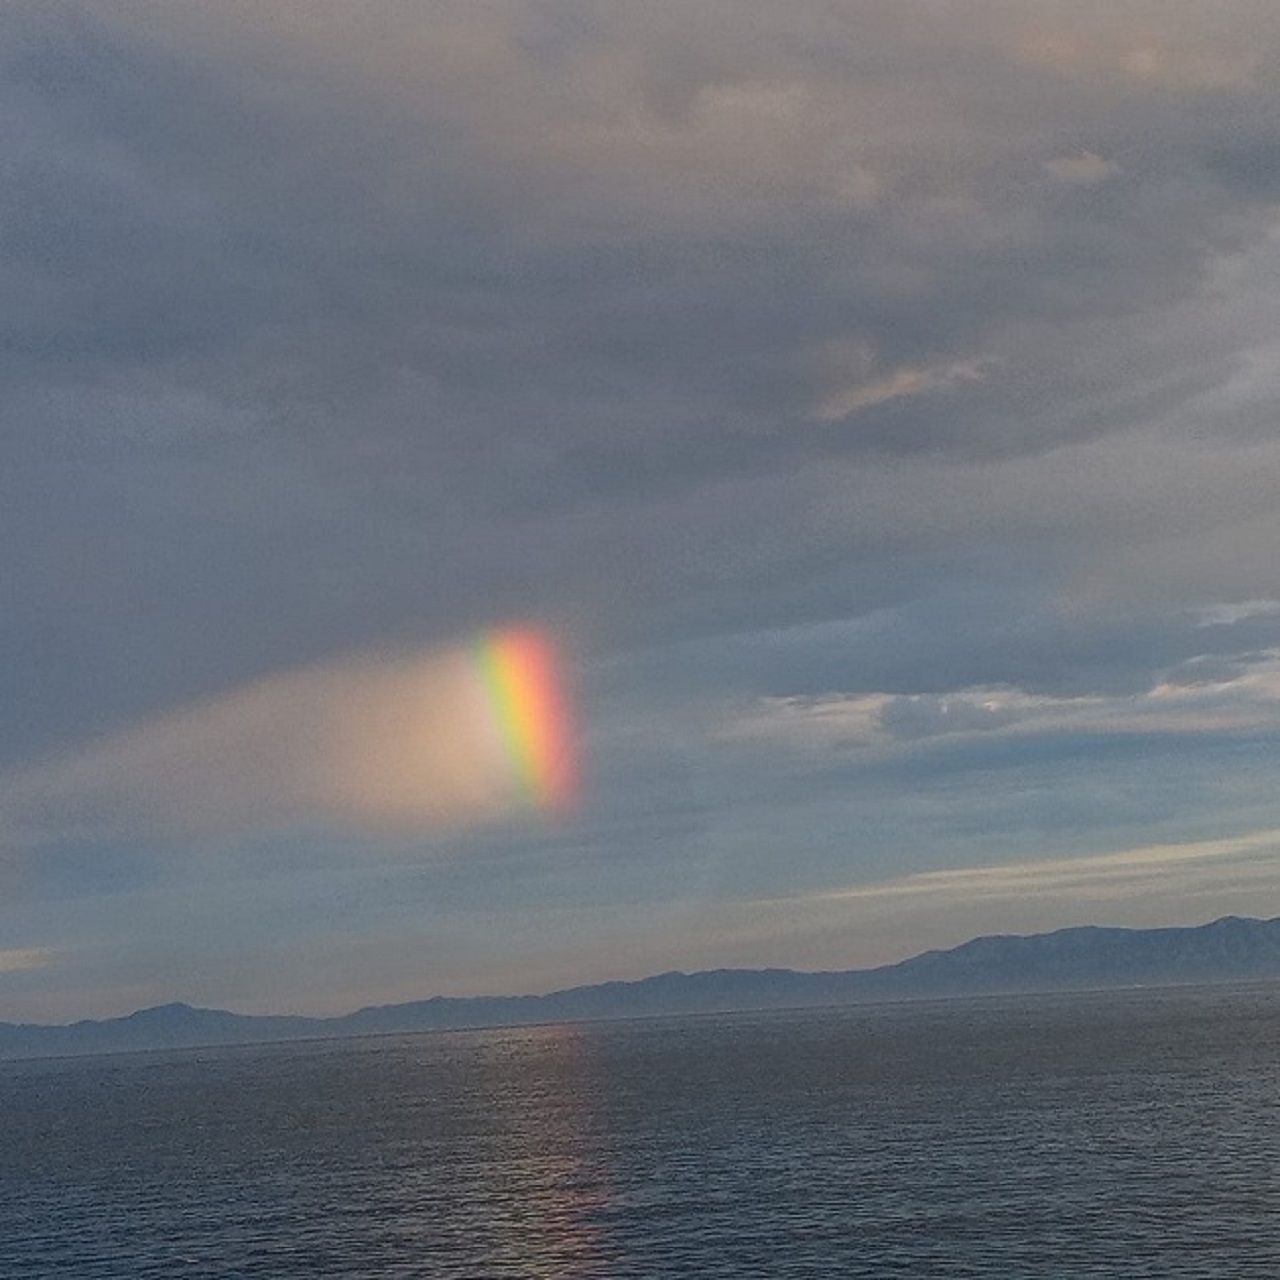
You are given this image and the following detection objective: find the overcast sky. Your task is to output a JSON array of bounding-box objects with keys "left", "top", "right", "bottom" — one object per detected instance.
[{"left": 7, "top": 1, "right": 1280, "bottom": 1021}]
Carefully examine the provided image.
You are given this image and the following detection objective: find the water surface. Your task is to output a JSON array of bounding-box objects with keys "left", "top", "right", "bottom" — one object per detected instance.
[{"left": 4, "top": 986, "right": 1279, "bottom": 1277}]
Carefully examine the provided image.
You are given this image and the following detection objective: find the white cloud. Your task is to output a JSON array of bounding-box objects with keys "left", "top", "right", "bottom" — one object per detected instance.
[
  {"left": 0, "top": 947, "right": 60, "bottom": 975},
  {"left": 806, "top": 828, "right": 1280, "bottom": 907},
  {"left": 1010, "top": 19, "right": 1259, "bottom": 89},
  {"left": 1043, "top": 151, "right": 1120, "bottom": 185},
  {"left": 717, "top": 692, "right": 891, "bottom": 747},
  {"left": 718, "top": 648, "right": 1280, "bottom": 752},
  {"left": 658, "top": 828, "right": 1280, "bottom": 973},
  {"left": 495, "top": 828, "right": 1280, "bottom": 979},
  {"left": 1196, "top": 600, "right": 1280, "bottom": 626},
  {"left": 813, "top": 355, "right": 993, "bottom": 423}
]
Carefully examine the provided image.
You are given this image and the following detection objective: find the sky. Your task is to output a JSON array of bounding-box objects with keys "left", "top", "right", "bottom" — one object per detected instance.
[{"left": 6, "top": 1, "right": 1280, "bottom": 1022}]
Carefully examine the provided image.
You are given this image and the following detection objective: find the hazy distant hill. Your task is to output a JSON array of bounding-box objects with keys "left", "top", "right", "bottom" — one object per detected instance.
[{"left": 4, "top": 915, "right": 1280, "bottom": 1060}]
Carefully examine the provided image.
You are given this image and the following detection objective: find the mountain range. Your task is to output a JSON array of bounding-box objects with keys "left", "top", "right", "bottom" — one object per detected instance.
[{"left": 4, "top": 914, "right": 1280, "bottom": 1060}]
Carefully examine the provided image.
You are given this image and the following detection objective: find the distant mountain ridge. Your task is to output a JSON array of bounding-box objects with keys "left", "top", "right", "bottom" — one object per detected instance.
[{"left": 4, "top": 915, "right": 1280, "bottom": 1060}]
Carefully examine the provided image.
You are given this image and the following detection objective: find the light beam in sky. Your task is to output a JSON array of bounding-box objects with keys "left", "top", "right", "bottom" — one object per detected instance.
[{"left": 0, "top": 626, "right": 579, "bottom": 851}]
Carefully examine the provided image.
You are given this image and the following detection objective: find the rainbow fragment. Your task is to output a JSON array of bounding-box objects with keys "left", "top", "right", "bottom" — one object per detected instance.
[{"left": 471, "top": 627, "right": 578, "bottom": 816}]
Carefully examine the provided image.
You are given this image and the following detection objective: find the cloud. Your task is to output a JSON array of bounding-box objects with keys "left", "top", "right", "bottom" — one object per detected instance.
[
  {"left": 7, "top": 2, "right": 1280, "bottom": 1016},
  {"left": 632, "top": 827, "right": 1280, "bottom": 974},
  {"left": 717, "top": 647, "right": 1280, "bottom": 753},
  {"left": 0, "top": 947, "right": 60, "bottom": 975},
  {"left": 803, "top": 827, "right": 1280, "bottom": 909},
  {"left": 1043, "top": 151, "right": 1120, "bottom": 185},
  {"left": 812, "top": 351, "right": 994, "bottom": 422},
  {"left": 1195, "top": 600, "right": 1280, "bottom": 626},
  {"left": 1007, "top": 8, "right": 1263, "bottom": 89},
  {"left": 0, "top": 633, "right": 577, "bottom": 852},
  {"left": 437, "top": 827, "right": 1280, "bottom": 981}
]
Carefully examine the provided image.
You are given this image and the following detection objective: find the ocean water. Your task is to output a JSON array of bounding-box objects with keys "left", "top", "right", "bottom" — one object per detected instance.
[{"left": 3, "top": 986, "right": 1280, "bottom": 1278}]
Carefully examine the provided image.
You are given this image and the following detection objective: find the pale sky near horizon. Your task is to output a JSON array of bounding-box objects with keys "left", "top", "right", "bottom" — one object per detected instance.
[{"left": 7, "top": 1, "right": 1280, "bottom": 1022}]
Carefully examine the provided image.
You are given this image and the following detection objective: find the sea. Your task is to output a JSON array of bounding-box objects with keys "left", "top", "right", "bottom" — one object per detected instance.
[{"left": 3, "top": 985, "right": 1279, "bottom": 1278}]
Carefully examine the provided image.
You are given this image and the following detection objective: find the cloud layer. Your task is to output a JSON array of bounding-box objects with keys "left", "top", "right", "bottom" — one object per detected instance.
[
  {"left": 5, "top": 1, "right": 1280, "bottom": 1018},
  {"left": 1, "top": 638, "right": 575, "bottom": 851}
]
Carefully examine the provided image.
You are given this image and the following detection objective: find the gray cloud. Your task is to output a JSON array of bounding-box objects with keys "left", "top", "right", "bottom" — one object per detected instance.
[{"left": 7, "top": 1, "right": 1280, "bottom": 1015}]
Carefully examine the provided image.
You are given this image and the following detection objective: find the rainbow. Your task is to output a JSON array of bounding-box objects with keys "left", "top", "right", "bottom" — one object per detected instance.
[{"left": 472, "top": 627, "right": 578, "bottom": 816}]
